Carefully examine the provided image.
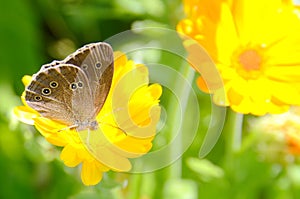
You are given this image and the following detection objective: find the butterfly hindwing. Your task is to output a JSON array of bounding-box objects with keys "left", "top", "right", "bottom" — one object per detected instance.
[{"left": 25, "top": 64, "right": 93, "bottom": 126}]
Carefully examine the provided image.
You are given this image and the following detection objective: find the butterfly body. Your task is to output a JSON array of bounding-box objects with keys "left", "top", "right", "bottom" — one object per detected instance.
[{"left": 25, "top": 42, "right": 114, "bottom": 132}]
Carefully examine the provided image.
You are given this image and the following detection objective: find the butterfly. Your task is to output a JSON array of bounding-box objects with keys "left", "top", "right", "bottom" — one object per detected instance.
[{"left": 25, "top": 42, "right": 114, "bottom": 132}]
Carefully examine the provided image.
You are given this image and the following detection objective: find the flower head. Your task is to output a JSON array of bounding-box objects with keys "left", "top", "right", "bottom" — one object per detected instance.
[
  {"left": 14, "top": 52, "right": 162, "bottom": 185},
  {"left": 177, "top": 0, "right": 300, "bottom": 115},
  {"left": 252, "top": 107, "right": 300, "bottom": 156}
]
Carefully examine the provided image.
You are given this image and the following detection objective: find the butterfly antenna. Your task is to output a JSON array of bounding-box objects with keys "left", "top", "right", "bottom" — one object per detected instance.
[{"left": 86, "top": 128, "right": 91, "bottom": 146}]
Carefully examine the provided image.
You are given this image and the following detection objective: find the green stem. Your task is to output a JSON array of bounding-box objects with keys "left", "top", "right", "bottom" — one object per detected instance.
[
  {"left": 127, "top": 174, "right": 142, "bottom": 199},
  {"left": 225, "top": 109, "right": 244, "bottom": 156},
  {"left": 167, "top": 64, "right": 195, "bottom": 179}
]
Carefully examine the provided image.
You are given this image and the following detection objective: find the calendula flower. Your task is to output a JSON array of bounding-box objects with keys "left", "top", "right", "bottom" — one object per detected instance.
[
  {"left": 177, "top": 0, "right": 300, "bottom": 115},
  {"left": 14, "top": 52, "right": 162, "bottom": 186}
]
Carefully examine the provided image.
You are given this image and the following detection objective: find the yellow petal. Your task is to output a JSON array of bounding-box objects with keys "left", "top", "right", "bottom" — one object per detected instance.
[
  {"left": 266, "top": 65, "right": 300, "bottom": 82},
  {"left": 270, "top": 81, "right": 300, "bottom": 105},
  {"left": 114, "top": 51, "right": 128, "bottom": 68},
  {"left": 215, "top": 3, "right": 239, "bottom": 65},
  {"left": 129, "top": 84, "right": 161, "bottom": 126},
  {"left": 81, "top": 161, "right": 104, "bottom": 186},
  {"left": 114, "top": 136, "right": 154, "bottom": 156},
  {"left": 248, "top": 78, "right": 272, "bottom": 103},
  {"left": 33, "top": 117, "right": 69, "bottom": 146},
  {"left": 13, "top": 106, "right": 37, "bottom": 125},
  {"left": 44, "top": 135, "right": 68, "bottom": 147},
  {"left": 78, "top": 129, "right": 132, "bottom": 172},
  {"left": 232, "top": 0, "right": 283, "bottom": 44},
  {"left": 60, "top": 144, "right": 82, "bottom": 167},
  {"left": 267, "top": 101, "right": 290, "bottom": 114},
  {"left": 22, "top": 75, "right": 32, "bottom": 87},
  {"left": 33, "top": 117, "right": 65, "bottom": 135}
]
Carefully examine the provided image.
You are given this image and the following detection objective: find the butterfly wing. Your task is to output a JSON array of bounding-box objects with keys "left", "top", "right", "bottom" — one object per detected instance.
[
  {"left": 25, "top": 64, "right": 94, "bottom": 127},
  {"left": 63, "top": 42, "right": 114, "bottom": 117},
  {"left": 39, "top": 60, "right": 62, "bottom": 71}
]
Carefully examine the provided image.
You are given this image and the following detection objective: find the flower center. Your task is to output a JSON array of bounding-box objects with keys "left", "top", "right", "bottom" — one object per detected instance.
[
  {"left": 234, "top": 48, "right": 264, "bottom": 79},
  {"left": 238, "top": 49, "right": 261, "bottom": 71}
]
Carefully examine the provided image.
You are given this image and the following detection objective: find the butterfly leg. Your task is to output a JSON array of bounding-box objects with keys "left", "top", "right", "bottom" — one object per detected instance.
[{"left": 86, "top": 128, "right": 91, "bottom": 146}]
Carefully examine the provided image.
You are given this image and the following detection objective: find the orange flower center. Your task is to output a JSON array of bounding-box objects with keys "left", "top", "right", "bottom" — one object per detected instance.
[
  {"left": 238, "top": 49, "right": 261, "bottom": 71},
  {"left": 234, "top": 48, "right": 264, "bottom": 79}
]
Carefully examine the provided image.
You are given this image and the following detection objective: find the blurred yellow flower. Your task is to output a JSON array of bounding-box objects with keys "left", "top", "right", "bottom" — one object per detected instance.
[
  {"left": 14, "top": 52, "right": 162, "bottom": 186},
  {"left": 253, "top": 107, "right": 300, "bottom": 156},
  {"left": 177, "top": 0, "right": 300, "bottom": 115}
]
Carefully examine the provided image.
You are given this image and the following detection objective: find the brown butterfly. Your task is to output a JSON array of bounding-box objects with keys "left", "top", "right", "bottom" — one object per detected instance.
[{"left": 25, "top": 42, "right": 114, "bottom": 131}]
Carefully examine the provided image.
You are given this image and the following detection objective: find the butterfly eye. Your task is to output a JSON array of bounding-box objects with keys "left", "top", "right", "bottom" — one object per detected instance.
[
  {"left": 49, "top": 81, "right": 58, "bottom": 88},
  {"left": 77, "top": 81, "right": 83, "bottom": 88},
  {"left": 82, "top": 64, "right": 88, "bottom": 70},
  {"left": 95, "top": 62, "right": 102, "bottom": 68},
  {"left": 42, "top": 88, "right": 51, "bottom": 95},
  {"left": 34, "top": 96, "right": 42, "bottom": 101},
  {"left": 70, "top": 83, "right": 77, "bottom": 90}
]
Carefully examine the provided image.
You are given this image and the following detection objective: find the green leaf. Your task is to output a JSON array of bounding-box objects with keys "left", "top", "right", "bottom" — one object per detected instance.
[
  {"left": 163, "top": 179, "right": 198, "bottom": 199},
  {"left": 186, "top": 157, "right": 224, "bottom": 181}
]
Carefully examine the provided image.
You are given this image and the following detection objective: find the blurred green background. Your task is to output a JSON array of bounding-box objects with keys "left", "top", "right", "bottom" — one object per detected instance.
[{"left": 2, "top": 0, "right": 300, "bottom": 199}]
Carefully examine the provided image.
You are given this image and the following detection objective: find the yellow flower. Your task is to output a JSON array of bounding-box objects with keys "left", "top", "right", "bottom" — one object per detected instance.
[
  {"left": 14, "top": 52, "right": 162, "bottom": 186},
  {"left": 177, "top": 0, "right": 300, "bottom": 115}
]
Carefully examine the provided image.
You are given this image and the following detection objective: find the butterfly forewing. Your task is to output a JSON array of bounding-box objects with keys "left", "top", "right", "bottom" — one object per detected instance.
[{"left": 63, "top": 42, "right": 114, "bottom": 117}]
